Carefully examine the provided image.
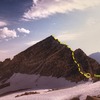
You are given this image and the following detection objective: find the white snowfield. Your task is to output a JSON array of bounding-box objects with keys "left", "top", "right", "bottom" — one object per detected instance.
[
  {"left": 0, "top": 73, "right": 100, "bottom": 100},
  {"left": 0, "top": 73, "right": 83, "bottom": 95}
]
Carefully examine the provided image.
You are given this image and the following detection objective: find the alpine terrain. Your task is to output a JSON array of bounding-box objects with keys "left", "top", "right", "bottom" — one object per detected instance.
[{"left": 0, "top": 36, "right": 100, "bottom": 100}]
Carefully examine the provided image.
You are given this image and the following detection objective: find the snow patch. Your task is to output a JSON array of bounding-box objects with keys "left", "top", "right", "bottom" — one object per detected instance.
[
  {"left": 0, "top": 73, "right": 100, "bottom": 100},
  {"left": 0, "top": 73, "right": 83, "bottom": 95},
  {"left": 2, "top": 81, "right": 98, "bottom": 100}
]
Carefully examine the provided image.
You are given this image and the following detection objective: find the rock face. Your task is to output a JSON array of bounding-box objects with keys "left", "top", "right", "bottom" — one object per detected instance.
[{"left": 0, "top": 36, "right": 100, "bottom": 94}]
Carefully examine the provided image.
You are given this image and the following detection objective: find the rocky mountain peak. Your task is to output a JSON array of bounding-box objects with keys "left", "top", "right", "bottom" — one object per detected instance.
[
  {"left": 0, "top": 36, "right": 100, "bottom": 83},
  {"left": 0, "top": 35, "right": 100, "bottom": 96}
]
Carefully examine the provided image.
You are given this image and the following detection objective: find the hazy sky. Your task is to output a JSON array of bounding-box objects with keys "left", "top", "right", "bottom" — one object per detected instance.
[{"left": 0, "top": 0, "right": 100, "bottom": 61}]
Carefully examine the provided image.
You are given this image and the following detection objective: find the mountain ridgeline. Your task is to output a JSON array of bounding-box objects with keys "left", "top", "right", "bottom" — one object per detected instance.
[{"left": 0, "top": 36, "right": 100, "bottom": 91}]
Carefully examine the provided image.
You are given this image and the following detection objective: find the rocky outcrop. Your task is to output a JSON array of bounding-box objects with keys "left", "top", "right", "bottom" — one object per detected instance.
[
  {"left": 86, "top": 95, "right": 100, "bottom": 100},
  {"left": 0, "top": 58, "right": 12, "bottom": 83},
  {"left": 74, "top": 49, "right": 100, "bottom": 80}
]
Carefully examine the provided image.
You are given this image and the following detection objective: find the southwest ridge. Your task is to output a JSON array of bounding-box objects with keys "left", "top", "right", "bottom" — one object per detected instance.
[
  {"left": 58, "top": 42, "right": 93, "bottom": 78},
  {"left": 54, "top": 36, "right": 100, "bottom": 79}
]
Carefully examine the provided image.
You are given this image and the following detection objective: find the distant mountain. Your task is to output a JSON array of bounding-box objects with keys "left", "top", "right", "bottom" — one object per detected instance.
[
  {"left": 89, "top": 52, "right": 100, "bottom": 64},
  {"left": 0, "top": 35, "right": 100, "bottom": 96}
]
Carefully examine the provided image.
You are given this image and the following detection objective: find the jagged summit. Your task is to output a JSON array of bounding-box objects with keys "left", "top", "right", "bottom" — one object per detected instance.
[
  {"left": 74, "top": 48, "right": 86, "bottom": 54},
  {"left": 10, "top": 35, "right": 79, "bottom": 79},
  {"left": 14, "top": 35, "right": 60, "bottom": 58}
]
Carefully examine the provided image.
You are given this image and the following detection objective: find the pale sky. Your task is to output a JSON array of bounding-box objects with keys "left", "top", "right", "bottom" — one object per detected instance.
[{"left": 0, "top": 0, "right": 100, "bottom": 61}]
